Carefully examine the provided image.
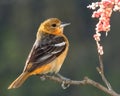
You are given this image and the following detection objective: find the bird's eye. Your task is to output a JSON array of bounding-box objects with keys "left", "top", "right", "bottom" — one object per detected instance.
[{"left": 51, "top": 24, "right": 57, "bottom": 27}]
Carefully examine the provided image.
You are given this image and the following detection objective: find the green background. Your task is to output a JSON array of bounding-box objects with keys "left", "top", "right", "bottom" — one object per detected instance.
[{"left": 0, "top": 0, "right": 120, "bottom": 96}]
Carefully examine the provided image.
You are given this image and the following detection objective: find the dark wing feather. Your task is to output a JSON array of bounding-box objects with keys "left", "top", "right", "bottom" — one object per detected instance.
[{"left": 24, "top": 34, "right": 66, "bottom": 72}]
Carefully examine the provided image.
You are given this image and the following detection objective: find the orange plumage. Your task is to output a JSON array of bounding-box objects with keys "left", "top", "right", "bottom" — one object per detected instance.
[{"left": 8, "top": 18, "right": 70, "bottom": 89}]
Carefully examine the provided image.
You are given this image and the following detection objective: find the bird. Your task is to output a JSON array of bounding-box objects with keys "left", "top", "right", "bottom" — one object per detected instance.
[{"left": 8, "top": 18, "right": 70, "bottom": 89}]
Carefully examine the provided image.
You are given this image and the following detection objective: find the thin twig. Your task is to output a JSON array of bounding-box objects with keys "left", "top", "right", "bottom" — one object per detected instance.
[
  {"left": 98, "top": 54, "right": 104, "bottom": 73},
  {"left": 44, "top": 75, "right": 120, "bottom": 96},
  {"left": 95, "top": 40, "right": 112, "bottom": 90},
  {"left": 97, "top": 54, "right": 113, "bottom": 90}
]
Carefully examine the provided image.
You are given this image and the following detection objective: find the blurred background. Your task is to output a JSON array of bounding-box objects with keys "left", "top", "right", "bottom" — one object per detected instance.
[{"left": 0, "top": 0, "right": 120, "bottom": 96}]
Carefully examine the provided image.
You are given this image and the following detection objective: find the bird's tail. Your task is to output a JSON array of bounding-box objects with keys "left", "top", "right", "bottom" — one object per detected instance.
[{"left": 8, "top": 72, "right": 30, "bottom": 89}]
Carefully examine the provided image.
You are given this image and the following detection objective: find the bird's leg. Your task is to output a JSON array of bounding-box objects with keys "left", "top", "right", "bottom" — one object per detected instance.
[
  {"left": 37, "top": 74, "right": 47, "bottom": 81},
  {"left": 38, "top": 72, "right": 55, "bottom": 81},
  {"left": 56, "top": 73, "right": 71, "bottom": 89},
  {"left": 56, "top": 73, "right": 69, "bottom": 80}
]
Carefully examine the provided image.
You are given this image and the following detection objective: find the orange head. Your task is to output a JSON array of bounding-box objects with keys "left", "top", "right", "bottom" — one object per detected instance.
[{"left": 37, "top": 18, "right": 70, "bottom": 36}]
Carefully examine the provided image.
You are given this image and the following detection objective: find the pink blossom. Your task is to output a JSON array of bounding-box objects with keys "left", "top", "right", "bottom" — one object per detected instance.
[
  {"left": 88, "top": 0, "right": 120, "bottom": 55},
  {"left": 93, "top": 33, "right": 101, "bottom": 41},
  {"left": 98, "top": 45, "right": 104, "bottom": 55},
  {"left": 88, "top": 0, "right": 120, "bottom": 33}
]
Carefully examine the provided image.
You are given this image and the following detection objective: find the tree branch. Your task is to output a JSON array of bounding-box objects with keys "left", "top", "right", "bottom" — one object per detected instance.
[{"left": 44, "top": 75, "right": 120, "bottom": 96}]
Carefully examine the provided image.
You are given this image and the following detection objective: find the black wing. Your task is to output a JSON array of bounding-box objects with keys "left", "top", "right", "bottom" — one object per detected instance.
[{"left": 24, "top": 34, "right": 66, "bottom": 72}]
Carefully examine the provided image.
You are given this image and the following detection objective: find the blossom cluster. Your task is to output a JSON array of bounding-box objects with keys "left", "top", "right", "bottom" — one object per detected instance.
[{"left": 87, "top": 0, "right": 120, "bottom": 55}]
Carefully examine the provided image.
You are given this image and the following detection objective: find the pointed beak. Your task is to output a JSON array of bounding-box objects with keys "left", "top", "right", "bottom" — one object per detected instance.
[{"left": 60, "top": 23, "right": 71, "bottom": 28}]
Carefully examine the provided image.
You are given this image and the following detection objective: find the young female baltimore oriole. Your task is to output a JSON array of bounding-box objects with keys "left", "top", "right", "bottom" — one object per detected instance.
[{"left": 8, "top": 18, "right": 70, "bottom": 89}]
